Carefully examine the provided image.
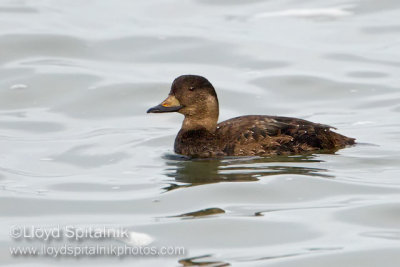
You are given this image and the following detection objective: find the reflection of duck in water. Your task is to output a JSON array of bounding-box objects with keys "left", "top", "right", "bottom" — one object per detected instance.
[
  {"left": 148, "top": 75, "right": 355, "bottom": 158},
  {"left": 162, "top": 154, "right": 331, "bottom": 191}
]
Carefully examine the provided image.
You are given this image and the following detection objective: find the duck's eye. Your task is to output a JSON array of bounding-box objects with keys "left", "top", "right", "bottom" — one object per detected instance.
[{"left": 189, "top": 86, "right": 195, "bottom": 91}]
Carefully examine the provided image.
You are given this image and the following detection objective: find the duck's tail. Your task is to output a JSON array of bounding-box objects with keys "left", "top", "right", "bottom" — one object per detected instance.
[{"left": 320, "top": 129, "right": 356, "bottom": 149}]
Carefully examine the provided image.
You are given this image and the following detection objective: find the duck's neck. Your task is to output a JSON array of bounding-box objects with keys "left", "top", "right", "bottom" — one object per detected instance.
[
  {"left": 181, "top": 97, "right": 219, "bottom": 133},
  {"left": 182, "top": 115, "right": 218, "bottom": 133}
]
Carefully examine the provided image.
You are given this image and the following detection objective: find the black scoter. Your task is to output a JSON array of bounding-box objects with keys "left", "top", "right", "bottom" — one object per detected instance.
[{"left": 147, "top": 75, "right": 355, "bottom": 158}]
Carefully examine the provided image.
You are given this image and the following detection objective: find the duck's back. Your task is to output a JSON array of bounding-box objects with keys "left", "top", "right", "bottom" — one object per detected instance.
[
  {"left": 174, "top": 115, "right": 355, "bottom": 158},
  {"left": 215, "top": 115, "right": 355, "bottom": 156}
]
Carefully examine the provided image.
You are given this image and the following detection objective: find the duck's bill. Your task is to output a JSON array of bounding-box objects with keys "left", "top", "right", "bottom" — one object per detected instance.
[
  {"left": 147, "top": 104, "right": 182, "bottom": 113},
  {"left": 147, "top": 95, "right": 183, "bottom": 113}
]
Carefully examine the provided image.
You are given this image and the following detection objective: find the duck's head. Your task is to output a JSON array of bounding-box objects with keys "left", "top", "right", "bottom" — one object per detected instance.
[{"left": 147, "top": 75, "right": 219, "bottom": 132}]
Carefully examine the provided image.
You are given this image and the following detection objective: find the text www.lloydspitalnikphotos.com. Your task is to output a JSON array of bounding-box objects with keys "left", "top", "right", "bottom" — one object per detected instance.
[
  {"left": 9, "top": 225, "right": 186, "bottom": 258},
  {"left": 10, "top": 244, "right": 186, "bottom": 257}
]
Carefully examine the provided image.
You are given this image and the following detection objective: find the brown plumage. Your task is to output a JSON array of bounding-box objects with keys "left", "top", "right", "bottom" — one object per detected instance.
[{"left": 147, "top": 75, "right": 355, "bottom": 158}]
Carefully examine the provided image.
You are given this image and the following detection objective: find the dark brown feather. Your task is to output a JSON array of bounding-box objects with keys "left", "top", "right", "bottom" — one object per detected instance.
[{"left": 175, "top": 115, "right": 355, "bottom": 158}]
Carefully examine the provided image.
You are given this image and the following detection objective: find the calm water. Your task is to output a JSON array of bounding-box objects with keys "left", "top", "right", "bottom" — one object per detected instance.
[{"left": 1, "top": 0, "right": 400, "bottom": 266}]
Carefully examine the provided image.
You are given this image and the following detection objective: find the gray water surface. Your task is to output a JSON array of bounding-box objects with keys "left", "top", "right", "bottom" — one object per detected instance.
[{"left": 1, "top": 0, "right": 400, "bottom": 266}]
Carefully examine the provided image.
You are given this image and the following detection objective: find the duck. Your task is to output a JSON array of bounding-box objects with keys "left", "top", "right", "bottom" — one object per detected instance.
[{"left": 147, "top": 75, "right": 355, "bottom": 158}]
